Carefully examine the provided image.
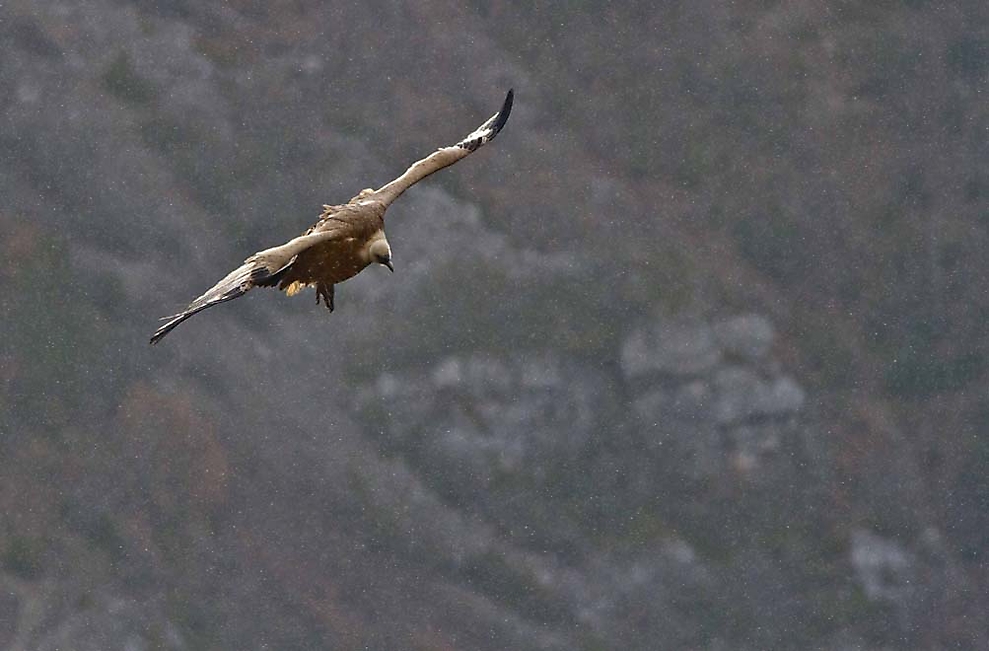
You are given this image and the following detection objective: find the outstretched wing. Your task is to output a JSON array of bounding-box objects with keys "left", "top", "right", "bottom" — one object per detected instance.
[
  {"left": 149, "top": 229, "right": 346, "bottom": 344},
  {"left": 372, "top": 89, "right": 513, "bottom": 207}
]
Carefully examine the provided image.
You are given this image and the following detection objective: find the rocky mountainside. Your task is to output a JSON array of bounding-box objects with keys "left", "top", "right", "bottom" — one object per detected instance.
[{"left": 2, "top": 1, "right": 987, "bottom": 649}]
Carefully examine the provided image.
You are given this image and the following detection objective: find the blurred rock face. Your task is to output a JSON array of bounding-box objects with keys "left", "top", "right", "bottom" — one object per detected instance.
[
  {"left": 349, "top": 311, "right": 817, "bottom": 647},
  {"left": 2, "top": 1, "right": 987, "bottom": 650}
]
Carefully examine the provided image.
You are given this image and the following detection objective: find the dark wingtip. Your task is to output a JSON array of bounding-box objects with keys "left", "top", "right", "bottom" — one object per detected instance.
[
  {"left": 149, "top": 317, "right": 182, "bottom": 345},
  {"left": 492, "top": 89, "right": 513, "bottom": 136}
]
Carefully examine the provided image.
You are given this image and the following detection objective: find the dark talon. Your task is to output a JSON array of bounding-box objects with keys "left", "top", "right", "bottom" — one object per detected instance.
[{"left": 314, "top": 283, "right": 335, "bottom": 312}]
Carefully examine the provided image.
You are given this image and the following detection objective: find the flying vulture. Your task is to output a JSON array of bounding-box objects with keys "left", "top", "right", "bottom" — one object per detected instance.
[{"left": 150, "top": 90, "right": 513, "bottom": 344}]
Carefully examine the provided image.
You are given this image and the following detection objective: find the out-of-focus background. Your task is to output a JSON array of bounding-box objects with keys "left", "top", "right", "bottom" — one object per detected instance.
[{"left": 2, "top": 1, "right": 987, "bottom": 649}]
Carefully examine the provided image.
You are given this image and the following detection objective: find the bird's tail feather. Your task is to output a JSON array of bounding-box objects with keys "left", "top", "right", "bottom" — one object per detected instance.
[{"left": 149, "top": 256, "right": 295, "bottom": 345}]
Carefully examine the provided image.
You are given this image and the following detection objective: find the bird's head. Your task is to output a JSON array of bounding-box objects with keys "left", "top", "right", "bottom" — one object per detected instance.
[{"left": 368, "top": 238, "right": 393, "bottom": 272}]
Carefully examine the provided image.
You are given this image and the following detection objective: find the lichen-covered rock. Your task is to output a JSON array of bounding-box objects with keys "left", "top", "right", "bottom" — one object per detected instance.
[
  {"left": 712, "top": 367, "right": 805, "bottom": 425},
  {"left": 713, "top": 314, "right": 775, "bottom": 362},
  {"left": 625, "top": 316, "right": 807, "bottom": 485},
  {"left": 358, "top": 353, "right": 616, "bottom": 500},
  {"left": 620, "top": 319, "right": 722, "bottom": 379},
  {"left": 850, "top": 529, "right": 915, "bottom": 603}
]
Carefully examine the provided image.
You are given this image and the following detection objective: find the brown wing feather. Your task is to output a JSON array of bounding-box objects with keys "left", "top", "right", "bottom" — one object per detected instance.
[
  {"left": 149, "top": 226, "right": 352, "bottom": 344},
  {"left": 372, "top": 90, "right": 513, "bottom": 207}
]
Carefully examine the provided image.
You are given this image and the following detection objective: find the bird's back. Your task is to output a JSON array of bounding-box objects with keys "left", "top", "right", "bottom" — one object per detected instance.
[{"left": 278, "top": 201, "right": 386, "bottom": 290}]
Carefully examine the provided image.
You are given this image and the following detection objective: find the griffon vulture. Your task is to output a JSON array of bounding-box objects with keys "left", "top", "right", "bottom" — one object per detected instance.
[{"left": 150, "top": 90, "right": 513, "bottom": 345}]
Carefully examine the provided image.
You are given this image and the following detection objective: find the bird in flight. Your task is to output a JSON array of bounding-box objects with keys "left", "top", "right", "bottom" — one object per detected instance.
[{"left": 150, "top": 90, "right": 513, "bottom": 344}]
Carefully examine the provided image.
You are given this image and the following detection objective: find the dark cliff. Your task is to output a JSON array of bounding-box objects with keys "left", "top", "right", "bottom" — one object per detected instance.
[{"left": 2, "top": 1, "right": 987, "bottom": 649}]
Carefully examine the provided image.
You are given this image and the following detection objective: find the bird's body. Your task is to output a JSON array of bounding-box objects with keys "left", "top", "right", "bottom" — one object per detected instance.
[
  {"left": 276, "top": 199, "right": 388, "bottom": 308},
  {"left": 150, "top": 90, "right": 513, "bottom": 344}
]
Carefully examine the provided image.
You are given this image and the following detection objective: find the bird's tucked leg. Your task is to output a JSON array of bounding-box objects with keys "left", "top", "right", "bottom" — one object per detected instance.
[{"left": 315, "top": 283, "right": 335, "bottom": 312}]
